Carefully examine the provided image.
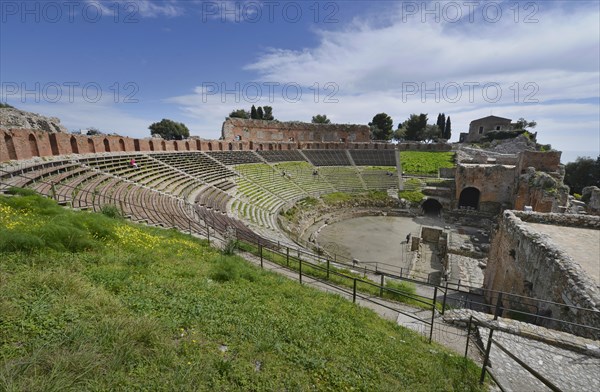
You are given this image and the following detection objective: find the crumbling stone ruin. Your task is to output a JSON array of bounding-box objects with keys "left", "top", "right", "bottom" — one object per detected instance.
[{"left": 0, "top": 107, "right": 67, "bottom": 133}]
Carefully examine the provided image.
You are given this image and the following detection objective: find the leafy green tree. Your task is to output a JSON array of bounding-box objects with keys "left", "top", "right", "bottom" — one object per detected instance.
[
  {"left": 149, "top": 119, "right": 190, "bottom": 140},
  {"left": 368, "top": 113, "right": 393, "bottom": 140},
  {"left": 445, "top": 116, "right": 452, "bottom": 140},
  {"left": 229, "top": 109, "right": 250, "bottom": 119},
  {"left": 263, "top": 106, "right": 274, "bottom": 120},
  {"left": 393, "top": 126, "right": 406, "bottom": 141},
  {"left": 312, "top": 114, "right": 331, "bottom": 124},
  {"left": 564, "top": 156, "right": 600, "bottom": 194},
  {"left": 436, "top": 113, "right": 446, "bottom": 137},
  {"left": 257, "top": 106, "right": 264, "bottom": 120},
  {"left": 250, "top": 105, "right": 258, "bottom": 119},
  {"left": 514, "top": 118, "right": 537, "bottom": 130},
  {"left": 423, "top": 124, "right": 442, "bottom": 142},
  {"left": 402, "top": 113, "right": 428, "bottom": 141}
]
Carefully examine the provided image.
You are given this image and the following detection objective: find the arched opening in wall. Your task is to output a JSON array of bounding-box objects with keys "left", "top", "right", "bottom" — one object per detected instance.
[
  {"left": 196, "top": 140, "right": 202, "bottom": 150},
  {"left": 49, "top": 133, "right": 60, "bottom": 155},
  {"left": 161, "top": 141, "right": 166, "bottom": 151},
  {"left": 239, "top": 143, "right": 243, "bottom": 150},
  {"left": 134, "top": 139, "right": 140, "bottom": 151},
  {"left": 422, "top": 198, "right": 443, "bottom": 216},
  {"left": 28, "top": 134, "right": 40, "bottom": 157},
  {"left": 459, "top": 187, "right": 480, "bottom": 210},
  {"left": 374, "top": 144, "right": 379, "bottom": 150},
  {"left": 4, "top": 135, "right": 18, "bottom": 160},
  {"left": 208, "top": 143, "right": 213, "bottom": 151},
  {"left": 218, "top": 142, "right": 223, "bottom": 151},
  {"left": 249, "top": 141, "right": 253, "bottom": 150},
  {"left": 364, "top": 144, "right": 369, "bottom": 149},
  {"left": 119, "top": 139, "right": 126, "bottom": 152},
  {"left": 87, "top": 138, "right": 95, "bottom": 153},
  {"left": 149, "top": 140, "right": 155, "bottom": 151},
  {"left": 228, "top": 143, "right": 233, "bottom": 151},
  {"left": 103, "top": 138, "right": 111, "bottom": 152},
  {"left": 278, "top": 144, "right": 282, "bottom": 150},
  {"left": 268, "top": 144, "right": 273, "bottom": 150},
  {"left": 69, "top": 136, "right": 78, "bottom": 154},
  {"left": 258, "top": 144, "right": 263, "bottom": 151},
  {"left": 287, "top": 144, "right": 291, "bottom": 150},
  {"left": 173, "top": 141, "right": 179, "bottom": 151},
  {"left": 185, "top": 142, "right": 190, "bottom": 151},
  {"left": 315, "top": 143, "right": 320, "bottom": 149}
]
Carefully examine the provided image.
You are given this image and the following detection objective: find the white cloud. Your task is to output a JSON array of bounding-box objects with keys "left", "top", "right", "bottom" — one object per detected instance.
[{"left": 88, "top": 0, "right": 184, "bottom": 19}]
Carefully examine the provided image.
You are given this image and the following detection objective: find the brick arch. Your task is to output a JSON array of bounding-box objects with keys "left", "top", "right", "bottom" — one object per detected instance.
[
  {"left": 459, "top": 187, "right": 480, "bottom": 210},
  {"left": 119, "top": 138, "right": 126, "bottom": 152},
  {"left": 149, "top": 140, "right": 155, "bottom": 151},
  {"left": 161, "top": 141, "right": 166, "bottom": 151},
  {"left": 196, "top": 140, "right": 202, "bottom": 150},
  {"left": 3, "top": 134, "right": 17, "bottom": 160},
  {"left": 70, "top": 135, "right": 79, "bottom": 154},
  {"left": 208, "top": 142, "right": 212, "bottom": 151},
  {"left": 185, "top": 141, "right": 190, "bottom": 151},
  {"left": 87, "top": 138, "right": 95, "bottom": 153},
  {"left": 103, "top": 138, "right": 111, "bottom": 152},
  {"left": 49, "top": 133, "right": 60, "bottom": 155},
  {"left": 173, "top": 141, "right": 178, "bottom": 151},
  {"left": 218, "top": 142, "right": 223, "bottom": 151},
  {"left": 228, "top": 143, "right": 233, "bottom": 151},
  {"left": 134, "top": 139, "right": 141, "bottom": 151}
]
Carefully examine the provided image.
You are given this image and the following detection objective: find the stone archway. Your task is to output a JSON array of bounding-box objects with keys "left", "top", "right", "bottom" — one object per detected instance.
[
  {"left": 459, "top": 187, "right": 480, "bottom": 210},
  {"left": 87, "top": 138, "right": 96, "bottom": 153},
  {"left": 119, "top": 139, "right": 126, "bottom": 152},
  {"left": 422, "top": 198, "right": 443, "bottom": 216},
  {"left": 70, "top": 136, "right": 79, "bottom": 154},
  {"left": 49, "top": 133, "right": 60, "bottom": 155},
  {"left": 103, "top": 138, "right": 111, "bottom": 152},
  {"left": 4, "top": 134, "right": 17, "bottom": 160}
]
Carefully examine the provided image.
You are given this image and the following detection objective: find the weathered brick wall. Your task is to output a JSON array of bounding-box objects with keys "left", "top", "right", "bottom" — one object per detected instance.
[
  {"left": 455, "top": 164, "right": 517, "bottom": 212},
  {"left": 1, "top": 129, "right": 403, "bottom": 162},
  {"left": 517, "top": 150, "right": 561, "bottom": 174},
  {"left": 485, "top": 210, "right": 600, "bottom": 338},
  {"left": 221, "top": 118, "right": 371, "bottom": 143}
]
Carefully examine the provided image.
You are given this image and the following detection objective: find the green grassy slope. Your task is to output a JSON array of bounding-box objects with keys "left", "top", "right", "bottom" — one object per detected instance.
[{"left": 0, "top": 191, "right": 485, "bottom": 391}]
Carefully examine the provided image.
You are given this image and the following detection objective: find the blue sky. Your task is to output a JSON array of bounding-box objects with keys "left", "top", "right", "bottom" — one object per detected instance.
[{"left": 1, "top": 0, "right": 599, "bottom": 163}]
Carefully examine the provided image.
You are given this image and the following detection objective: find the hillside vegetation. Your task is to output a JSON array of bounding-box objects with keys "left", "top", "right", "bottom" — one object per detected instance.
[{"left": 0, "top": 190, "right": 485, "bottom": 391}]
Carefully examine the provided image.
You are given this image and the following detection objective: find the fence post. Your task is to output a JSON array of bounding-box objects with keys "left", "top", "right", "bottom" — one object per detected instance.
[
  {"left": 400, "top": 268, "right": 403, "bottom": 278},
  {"left": 441, "top": 281, "right": 448, "bottom": 315},
  {"left": 353, "top": 279, "right": 357, "bottom": 303},
  {"left": 299, "top": 260, "right": 302, "bottom": 284},
  {"left": 480, "top": 292, "right": 503, "bottom": 384},
  {"left": 465, "top": 315, "right": 473, "bottom": 359},
  {"left": 259, "top": 244, "right": 263, "bottom": 268},
  {"left": 286, "top": 247, "right": 289, "bottom": 266},
  {"left": 206, "top": 223, "right": 210, "bottom": 245},
  {"left": 480, "top": 328, "right": 495, "bottom": 384},
  {"left": 326, "top": 259, "right": 330, "bottom": 279},
  {"left": 379, "top": 274, "right": 384, "bottom": 297},
  {"left": 429, "top": 286, "right": 438, "bottom": 344}
]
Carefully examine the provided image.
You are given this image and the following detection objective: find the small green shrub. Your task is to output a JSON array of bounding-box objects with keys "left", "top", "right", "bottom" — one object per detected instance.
[
  {"left": 398, "top": 190, "right": 425, "bottom": 203},
  {"left": 100, "top": 204, "right": 122, "bottom": 219},
  {"left": 6, "top": 187, "right": 37, "bottom": 197}
]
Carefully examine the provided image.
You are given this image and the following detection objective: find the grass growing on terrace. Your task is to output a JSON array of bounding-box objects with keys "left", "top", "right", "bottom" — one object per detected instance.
[
  {"left": 0, "top": 192, "right": 486, "bottom": 391},
  {"left": 400, "top": 151, "right": 455, "bottom": 175}
]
